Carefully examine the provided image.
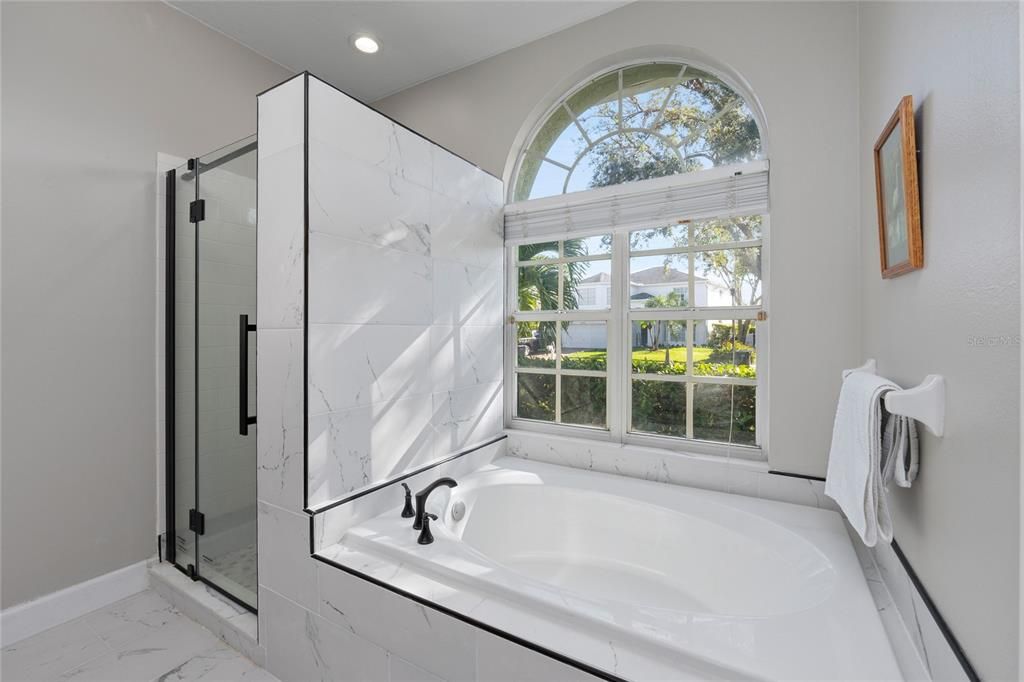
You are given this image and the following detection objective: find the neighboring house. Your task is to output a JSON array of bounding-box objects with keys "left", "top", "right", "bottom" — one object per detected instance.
[{"left": 564, "top": 267, "right": 732, "bottom": 350}]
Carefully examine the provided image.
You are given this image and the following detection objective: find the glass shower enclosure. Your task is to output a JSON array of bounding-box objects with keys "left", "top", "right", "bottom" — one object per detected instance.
[{"left": 165, "top": 135, "right": 257, "bottom": 610}]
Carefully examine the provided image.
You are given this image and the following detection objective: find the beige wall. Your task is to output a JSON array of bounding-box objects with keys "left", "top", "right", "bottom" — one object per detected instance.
[
  {"left": 858, "top": 3, "right": 1020, "bottom": 678},
  {"left": 0, "top": 1, "right": 291, "bottom": 608},
  {"left": 376, "top": 0, "right": 862, "bottom": 477},
  {"left": 377, "top": 2, "right": 1022, "bottom": 676}
]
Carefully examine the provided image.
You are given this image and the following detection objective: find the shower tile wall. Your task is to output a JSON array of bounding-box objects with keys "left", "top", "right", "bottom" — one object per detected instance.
[
  {"left": 256, "top": 73, "right": 555, "bottom": 682},
  {"left": 256, "top": 73, "right": 306, "bottom": 524},
  {"left": 305, "top": 75, "right": 503, "bottom": 508}
]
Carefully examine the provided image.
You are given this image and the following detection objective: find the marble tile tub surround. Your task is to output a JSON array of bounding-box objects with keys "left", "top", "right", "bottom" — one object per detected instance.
[
  {"left": 505, "top": 429, "right": 838, "bottom": 510},
  {"left": 305, "top": 73, "right": 504, "bottom": 509},
  {"left": 312, "top": 455, "right": 905, "bottom": 681},
  {"left": 854, "top": 537, "right": 975, "bottom": 682},
  {"left": 258, "top": 74, "right": 578, "bottom": 682},
  {"left": 260, "top": 577, "right": 599, "bottom": 682},
  {"left": 506, "top": 430, "right": 975, "bottom": 680},
  {"left": 311, "top": 437, "right": 507, "bottom": 553}
]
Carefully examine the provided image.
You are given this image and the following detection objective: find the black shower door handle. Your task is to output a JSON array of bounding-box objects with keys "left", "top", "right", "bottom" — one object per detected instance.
[{"left": 239, "top": 314, "right": 257, "bottom": 435}]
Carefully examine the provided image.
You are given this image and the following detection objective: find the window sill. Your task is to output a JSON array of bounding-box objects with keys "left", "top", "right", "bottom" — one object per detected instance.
[{"left": 506, "top": 418, "right": 766, "bottom": 464}]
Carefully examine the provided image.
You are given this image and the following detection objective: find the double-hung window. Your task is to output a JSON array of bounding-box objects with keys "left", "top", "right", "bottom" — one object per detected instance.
[
  {"left": 627, "top": 215, "right": 763, "bottom": 446},
  {"left": 513, "top": 236, "right": 613, "bottom": 428},
  {"left": 505, "top": 162, "right": 769, "bottom": 456},
  {"left": 505, "top": 60, "right": 768, "bottom": 456}
]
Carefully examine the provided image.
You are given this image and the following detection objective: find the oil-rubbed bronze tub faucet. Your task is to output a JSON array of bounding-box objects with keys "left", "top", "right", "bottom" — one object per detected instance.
[{"left": 413, "top": 477, "right": 457, "bottom": 530}]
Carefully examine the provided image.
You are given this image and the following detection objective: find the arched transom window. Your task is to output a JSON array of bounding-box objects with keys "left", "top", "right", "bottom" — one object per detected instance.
[{"left": 513, "top": 62, "right": 763, "bottom": 201}]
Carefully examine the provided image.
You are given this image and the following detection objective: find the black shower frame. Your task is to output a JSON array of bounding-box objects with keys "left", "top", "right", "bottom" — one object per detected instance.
[{"left": 164, "top": 145, "right": 259, "bottom": 615}]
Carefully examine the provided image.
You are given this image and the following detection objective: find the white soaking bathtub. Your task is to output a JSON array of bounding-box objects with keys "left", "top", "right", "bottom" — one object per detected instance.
[{"left": 340, "top": 456, "right": 902, "bottom": 680}]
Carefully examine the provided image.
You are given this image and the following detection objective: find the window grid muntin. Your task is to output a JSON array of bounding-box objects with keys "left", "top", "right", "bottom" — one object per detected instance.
[
  {"left": 513, "top": 61, "right": 764, "bottom": 202},
  {"left": 513, "top": 236, "right": 613, "bottom": 429},
  {"left": 509, "top": 215, "right": 764, "bottom": 450},
  {"left": 626, "top": 218, "right": 760, "bottom": 443}
]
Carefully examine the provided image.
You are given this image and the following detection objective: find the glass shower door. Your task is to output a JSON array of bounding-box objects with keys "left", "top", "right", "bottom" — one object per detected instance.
[
  {"left": 171, "top": 161, "right": 197, "bottom": 577},
  {"left": 194, "top": 136, "right": 258, "bottom": 609}
]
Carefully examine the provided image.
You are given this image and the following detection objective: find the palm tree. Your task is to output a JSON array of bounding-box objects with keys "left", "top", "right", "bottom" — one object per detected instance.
[
  {"left": 517, "top": 239, "right": 588, "bottom": 349},
  {"left": 640, "top": 290, "right": 686, "bottom": 353}
]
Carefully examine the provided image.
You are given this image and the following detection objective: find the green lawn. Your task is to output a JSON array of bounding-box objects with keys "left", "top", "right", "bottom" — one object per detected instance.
[
  {"left": 565, "top": 347, "right": 712, "bottom": 364},
  {"left": 631, "top": 347, "right": 712, "bottom": 364}
]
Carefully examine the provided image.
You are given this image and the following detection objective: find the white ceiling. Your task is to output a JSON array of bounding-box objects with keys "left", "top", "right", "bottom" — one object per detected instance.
[{"left": 168, "top": 1, "right": 628, "bottom": 102}]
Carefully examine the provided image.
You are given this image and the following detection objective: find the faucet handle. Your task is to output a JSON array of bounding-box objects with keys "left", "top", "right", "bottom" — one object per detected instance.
[
  {"left": 400, "top": 483, "right": 415, "bottom": 518},
  {"left": 417, "top": 513, "right": 438, "bottom": 546}
]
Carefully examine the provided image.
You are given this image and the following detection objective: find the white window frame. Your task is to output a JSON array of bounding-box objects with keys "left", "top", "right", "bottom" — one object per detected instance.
[
  {"left": 504, "top": 214, "right": 770, "bottom": 463},
  {"left": 508, "top": 59, "right": 768, "bottom": 204},
  {"left": 507, "top": 240, "right": 617, "bottom": 431}
]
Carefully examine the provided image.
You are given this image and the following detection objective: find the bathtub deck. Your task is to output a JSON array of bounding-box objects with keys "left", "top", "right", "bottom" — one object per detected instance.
[{"left": 316, "top": 456, "right": 904, "bottom": 681}]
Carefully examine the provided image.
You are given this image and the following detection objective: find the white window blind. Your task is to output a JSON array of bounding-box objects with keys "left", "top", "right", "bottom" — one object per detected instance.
[{"left": 504, "top": 160, "right": 769, "bottom": 243}]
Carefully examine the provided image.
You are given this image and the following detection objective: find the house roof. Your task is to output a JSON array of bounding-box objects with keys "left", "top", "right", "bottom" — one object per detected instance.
[
  {"left": 579, "top": 266, "right": 716, "bottom": 287},
  {"left": 631, "top": 266, "right": 687, "bottom": 284}
]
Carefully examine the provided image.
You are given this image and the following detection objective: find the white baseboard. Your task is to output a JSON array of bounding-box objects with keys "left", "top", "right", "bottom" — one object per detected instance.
[{"left": 0, "top": 559, "right": 150, "bottom": 647}]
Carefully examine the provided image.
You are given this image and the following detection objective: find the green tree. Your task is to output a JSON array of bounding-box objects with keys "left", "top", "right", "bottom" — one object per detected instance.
[
  {"left": 588, "top": 74, "right": 761, "bottom": 188},
  {"left": 639, "top": 290, "right": 686, "bottom": 351},
  {"left": 517, "top": 240, "right": 588, "bottom": 349},
  {"left": 585, "top": 73, "right": 763, "bottom": 344}
]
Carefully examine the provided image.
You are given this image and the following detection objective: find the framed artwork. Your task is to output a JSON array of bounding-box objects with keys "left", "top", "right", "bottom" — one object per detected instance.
[{"left": 873, "top": 95, "right": 922, "bottom": 278}]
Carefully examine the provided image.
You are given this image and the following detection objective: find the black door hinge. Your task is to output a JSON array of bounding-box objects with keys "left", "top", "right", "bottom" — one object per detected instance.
[
  {"left": 189, "top": 199, "right": 205, "bottom": 223},
  {"left": 188, "top": 508, "right": 205, "bottom": 535},
  {"left": 186, "top": 563, "right": 198, "bottom": 580}
]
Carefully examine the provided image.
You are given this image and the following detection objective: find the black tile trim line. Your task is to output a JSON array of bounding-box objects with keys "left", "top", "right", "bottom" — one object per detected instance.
[
  {"left": 311, "top": 553, "right": 627, "bottom": 682},
  {"left": 257, "top": 70, "right": 500, "bottom": 182},
  {"left": 766, "top": 467, "right": 978, "bottom": 677},
  {"left": 302, "top": 73, "right": 310, "bottom": 512},
  {"left": 767, "top": 469, "right": 826, "bottom": 482},
  {"left": 304, "top": 434, "right": 508, "bottom": 517},
  {"left": 759, "top": 474, "right": 978, "bottom": 679},
  {"left": 890, "top": 539, "right": 979, "bottom": 682}
]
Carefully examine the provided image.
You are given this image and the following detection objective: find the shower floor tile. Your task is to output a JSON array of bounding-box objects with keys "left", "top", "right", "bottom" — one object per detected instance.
[
  {"left": 205, "top": 543, "right": 258, "bottom": 593},
  {"left": 0, "top": 590, "right": 277, "bottom": 681}
]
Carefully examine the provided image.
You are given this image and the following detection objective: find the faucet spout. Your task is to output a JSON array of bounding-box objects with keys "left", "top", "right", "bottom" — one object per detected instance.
[{"left": 413, "top": 477, "right": 457, "bottom": 530}]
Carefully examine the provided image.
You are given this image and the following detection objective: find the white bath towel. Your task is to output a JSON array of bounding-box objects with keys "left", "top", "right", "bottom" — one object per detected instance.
[
  {"left": 882, "top": 411, "right": 919, "bottom": 488},
  {"left": 825, "top": 371, "right": 899, "bottom": 547}
]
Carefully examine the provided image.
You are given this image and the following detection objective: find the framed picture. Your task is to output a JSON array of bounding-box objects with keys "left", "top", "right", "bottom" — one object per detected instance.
[{"left": 873, "top": 95, "right": 922, "bottom": 278}]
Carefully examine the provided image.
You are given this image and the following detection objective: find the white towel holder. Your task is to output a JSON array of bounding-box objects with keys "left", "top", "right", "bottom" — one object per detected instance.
[
  {"left": 842, "top": 358, "right": 946, "bottom": 437},
  {"left": 843, "top": 359, "right": 877, "bottom": 379}
]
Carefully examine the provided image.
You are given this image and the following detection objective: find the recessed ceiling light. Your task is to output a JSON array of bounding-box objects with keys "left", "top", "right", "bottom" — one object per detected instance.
[{"left": 352, "top": 34, "right": 379, "bottom": 54}]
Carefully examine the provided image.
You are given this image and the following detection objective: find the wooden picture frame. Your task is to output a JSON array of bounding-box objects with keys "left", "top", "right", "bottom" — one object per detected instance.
[{"left": 873, "top": 95, "right": 922, "bottom": 278}]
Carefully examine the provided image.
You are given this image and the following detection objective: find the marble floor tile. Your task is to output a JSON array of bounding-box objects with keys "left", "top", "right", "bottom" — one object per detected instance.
[
  {"left": 0, "top": 590, "right": 277, "bottom": 682},
  {"left": 80, "top": 591, "right": 182, "bottom": 650},
  {"left": 1, "top": 618, "right": 108, "bottom": 681}
]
